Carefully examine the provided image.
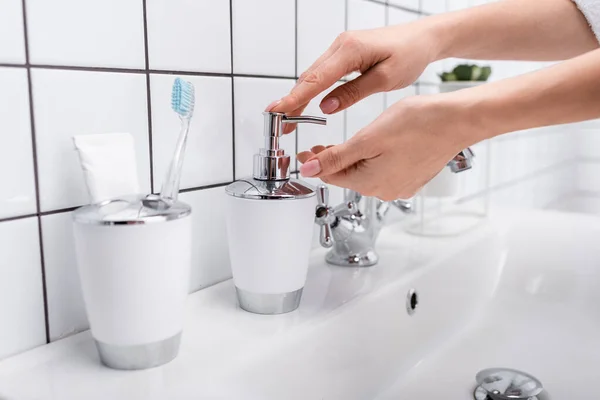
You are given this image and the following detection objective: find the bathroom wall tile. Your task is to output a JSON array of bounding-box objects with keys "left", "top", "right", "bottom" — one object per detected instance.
[
  {"left": 147, "top": 0, "right": 231, "bottom": 73},
  {"left": 297, "top": 82, "right": 345, "bottom": 156},
  {"left": 577, "top": 162, "right": 600, "bottom": 194},
  {"left": 232, "top": 0, "right": 295, "bottom": 76},
  {"left": 421, "top": 0, "right": 447, "bottom": 14},
  {"left": 179, "top": 187, "right": 232, "bottom": 292},
  {"left": 461, "top": 140, "right": 489, "bottom": 197},
  {"left": 0, "top": 67, "right": 36, "bottom": 219},
  {"left": 348, "top": 0, "right": 386, "bottom": 30},
  {"left": 233, "top": 77, "right": 296, "bottom": 179},
  {"left": 151, "top": 74, "right": 233, "bottom": 190},
  {"left": 578, "top": 128, "right": 600, "bottom": 159},
  {"left": 385, "top": 85, "right": 417, "bottom": 108},
  {"left": 420, "top": 60, "right": 445, "bottom": 84},
  {"left": 447, "top": 0, "right": 470, "bottom": 11},
  {"left": 0, "top": 0, "right": 26, "bottom": 63},
  {"left": 388, "top": 0, "right": 420, "bottom": 11},
  {"left": 0, "top": 217, "right": 46, "bottom": 359},
  {"left": 417, "top": 83, "right": 439, "bottom": 95},
  {"left": 387, "top": 6, "right": 419, "bottom": 26},
  {"left": 31, "top": 69, "right": 150, "bottom": 211},
  {"left": 42, "top": 212, "right": 89, "bottom": 341},
  {"left": 297, "top": 0, "right": 345, "bottom": 74},
  {"left": 345, "top": 92, "right": 385, "bottom": 139},
  {"left": 26, "top": 0, "right": 144, "bottom": 68}
]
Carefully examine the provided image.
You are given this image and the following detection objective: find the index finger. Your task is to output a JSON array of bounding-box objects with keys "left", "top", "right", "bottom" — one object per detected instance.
[{"left": 273, "top": 48, "right": 355, "bottom": 113}]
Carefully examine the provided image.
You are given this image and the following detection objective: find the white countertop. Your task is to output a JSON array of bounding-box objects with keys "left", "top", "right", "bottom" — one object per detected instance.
[{"left": 0, "top": 220, "right": 499, "bottom": 400}]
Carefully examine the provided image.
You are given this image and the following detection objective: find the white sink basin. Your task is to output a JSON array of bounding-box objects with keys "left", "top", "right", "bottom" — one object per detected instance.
[{"left": 0, "top": 209, "right": 597, "bottom": 399}]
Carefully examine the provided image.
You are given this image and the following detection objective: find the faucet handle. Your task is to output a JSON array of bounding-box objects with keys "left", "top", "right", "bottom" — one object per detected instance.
[
  {"left": 447, "top": 147, "right": 475, "bottom": 173},
  {"left": 391, "top": 199, "right": 413, "bottom": 213},
  {"left": 315, "top": 185, "right": 357, "bottom": 248}
]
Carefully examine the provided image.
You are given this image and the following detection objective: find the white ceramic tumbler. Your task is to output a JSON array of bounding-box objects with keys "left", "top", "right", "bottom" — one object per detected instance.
[{"left": 73, "top": 194, "right": 191, "bottom": 370}]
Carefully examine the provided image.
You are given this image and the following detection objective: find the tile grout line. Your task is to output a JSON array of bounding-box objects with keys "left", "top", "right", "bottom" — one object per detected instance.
[
  {"left": 0, "top": 213, "right": 38, "bottom": 224},
  {"left": 368, "top": 0, "right": 423, "bottom": 14},
  {"left": 20, "top": 0, "right": 51, "bottom": 344},
  {"left": 0, "top": 182, "right": 234, "bottom": 224},
  {"left": 229, "top": 0, "right": 236, "bottom": 181},
  {"left": 1, "top": 62, "right": 303, "bottom": 81},
  {"left": 179, "top": 181, "right": 233, "bottom": 193},
  {"left": 141, "top": 0, "right": 154, "bottom": 194}
]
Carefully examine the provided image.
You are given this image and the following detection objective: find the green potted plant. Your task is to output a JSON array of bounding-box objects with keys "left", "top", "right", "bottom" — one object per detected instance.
[{"left": 438, "top": 64, "right": 492, "bottom": 92}]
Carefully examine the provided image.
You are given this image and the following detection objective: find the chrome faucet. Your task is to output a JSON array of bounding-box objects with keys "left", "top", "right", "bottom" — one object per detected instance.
[{"left": 313, "top": 147, "right": 475, "bottom": 267}]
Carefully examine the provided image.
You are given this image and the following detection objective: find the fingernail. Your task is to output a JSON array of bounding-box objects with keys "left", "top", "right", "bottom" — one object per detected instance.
[
  {"left": 265, "top": 99, "right": 282, "bottom": 111},
  {"left": 320, "top": 97, "right": 340, "bottom": 114},
  {"left": 300, "top": 159, "right": 321, "bottom": 177}
]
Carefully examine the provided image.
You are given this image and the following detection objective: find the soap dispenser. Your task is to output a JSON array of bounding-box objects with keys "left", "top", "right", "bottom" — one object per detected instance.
[{"left": 225, "top": 112, "right": 326, "bottom": 314}]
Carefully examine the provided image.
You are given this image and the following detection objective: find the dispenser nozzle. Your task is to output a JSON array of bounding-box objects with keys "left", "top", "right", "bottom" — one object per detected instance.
[{"left": 254, "top": 112, "right": 327, "bottom": 181}]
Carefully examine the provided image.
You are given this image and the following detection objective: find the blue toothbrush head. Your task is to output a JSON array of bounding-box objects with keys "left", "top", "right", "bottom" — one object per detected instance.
[{"left": 171, "top": 77, "right": 195, "bottom": 118}]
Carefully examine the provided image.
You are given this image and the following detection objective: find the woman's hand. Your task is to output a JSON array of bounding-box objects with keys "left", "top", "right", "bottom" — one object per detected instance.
[
  {"left": 266, "top": 22, "right": 441, "bottom": 133},
  {"left": 297, "top": 95, "right": 477, "bottom": 200}
]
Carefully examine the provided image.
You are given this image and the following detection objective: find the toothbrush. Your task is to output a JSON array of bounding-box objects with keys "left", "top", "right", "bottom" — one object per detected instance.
[{"left": 160, "top": 77, "right": 195, "bottom": 203}]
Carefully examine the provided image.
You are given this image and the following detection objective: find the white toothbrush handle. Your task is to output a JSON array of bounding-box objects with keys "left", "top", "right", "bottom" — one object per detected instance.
[{"left": 160, "top": 116, "right": 191, "bottom": 202}]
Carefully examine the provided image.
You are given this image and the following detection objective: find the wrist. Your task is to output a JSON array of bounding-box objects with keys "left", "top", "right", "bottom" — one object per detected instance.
[
  {"left": 419, "top": 13, "right": 459, "bottom": 62},
  {"left": 430, "top": 89, "right": 495, "bottom": 148}
]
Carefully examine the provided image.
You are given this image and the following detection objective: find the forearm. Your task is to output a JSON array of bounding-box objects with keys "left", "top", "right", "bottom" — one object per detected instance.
[
  {"left": 447, "top": 47, "right": 600, "bottom": 145},
  {"left": 422, "top": 0, "right": 597, "bottom": 62}
]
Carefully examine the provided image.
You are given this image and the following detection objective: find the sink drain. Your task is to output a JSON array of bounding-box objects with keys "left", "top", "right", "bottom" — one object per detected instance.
[
  {"left": 474, "top": 368, "right": 543, "bottom": 400},
  {"left": 405, "top": 288, "right": 418, "bottom": 316}
]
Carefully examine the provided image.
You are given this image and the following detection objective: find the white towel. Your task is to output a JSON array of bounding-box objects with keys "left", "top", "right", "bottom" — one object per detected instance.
[{"left": 573, "top": 0, "right": 600, "bottom": 43}]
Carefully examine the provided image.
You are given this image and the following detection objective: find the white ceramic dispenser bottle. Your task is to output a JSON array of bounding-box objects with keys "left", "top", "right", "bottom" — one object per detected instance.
[{"left": 225, "top": 112, "right": 327, "bottom": 314}]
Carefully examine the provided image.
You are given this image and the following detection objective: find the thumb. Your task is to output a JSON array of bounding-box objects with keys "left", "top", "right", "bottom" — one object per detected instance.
[
  {"left": 299, "top": 141, "right": 364, "bottom": 178},
  {"left": 320, "top": 67, "right": 387, "bottom": 114}
]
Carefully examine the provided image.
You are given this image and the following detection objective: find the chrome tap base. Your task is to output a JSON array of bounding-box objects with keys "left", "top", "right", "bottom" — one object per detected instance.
[
  {"left": 95, "top": 332, "right": 181, "bottom": 370},
  {"left": 236, "top": 287, "right": 303, "bottom": 314},
  {"left": 325, "top": 249, "right": 379, "bottom": 267}
]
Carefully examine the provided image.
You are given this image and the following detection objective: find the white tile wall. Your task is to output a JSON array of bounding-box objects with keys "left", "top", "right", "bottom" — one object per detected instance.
[
  {"left": 234, "top": 77, "right": 296, "bottom": 178},
  {"left": 348, "top": 0, "right": 386, "bottom": 31},
  {"left": 232, "top": 0, "right": 295, "bottom": 76},
  {"left": 31, "top": 69, "right": 150, "bottom": 211},
  {"left": 0, "top": 67, "right": 36, "bottom": 218},
  {"left": 298, "top": 81, "right": 345, "bottom": 154},
  {"left": 0, "top": 0, "right": 592, "bottom": 361},
  {"left": 388, "top": 0, "right": 420, "bottom": 11},
  {"left": 151, "top": 74, "right": 233, "bottom": 190},
  {"left": 146, "top": 0, "right": 231, "bottom": 73},
  {"left": 447, "top": 0, "right": 470, "bottom": 11},
  {"left": 179, "top": 188, "right": 232, "bottom": 292},
  {"left": 297, "top": 0, "right": 346, "bottom": 74},
  {"left": 26, "top": 0, "right": 145, "bottom": 68},
  {"left": 0, "top": 0, "right": 26, "bottom": 63},
  {"left": 421, "top": 0, "right": 448, "bottom": 14},
  {"left": 0, "top": 217, "right": 46, "bottom": 359},
  {"left": 346, "top": 92, "right": 385, "bottom": 139},
  {"left": 385, "top": 85, "right": 417, "bottom": 108},
  {"left": 388, "top": 6, "right": 419, "bottom": 26},
  {"left": 41, "top": 212, "right": 88, "bottom": 341}
]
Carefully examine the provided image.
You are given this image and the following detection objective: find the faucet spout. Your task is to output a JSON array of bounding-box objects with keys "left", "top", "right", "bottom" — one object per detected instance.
[{"left": 314, "top": 185, "right": 413, "bottom": 267}]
